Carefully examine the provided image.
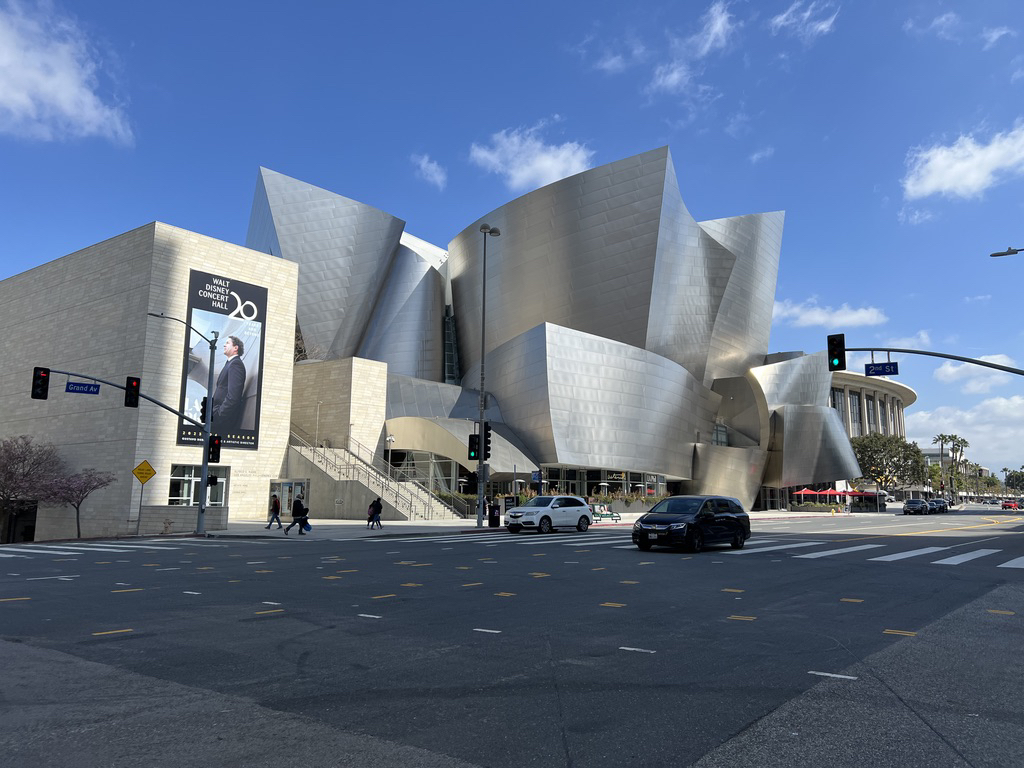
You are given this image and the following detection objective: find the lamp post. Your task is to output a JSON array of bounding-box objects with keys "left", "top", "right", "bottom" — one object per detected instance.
[
  {"left": 386, "top": 434, "right": 395, "bottom": 479},
  {"left": 477, "top": 223, "right": 500, "bottom": 527},
  {"left": 990, "top": 247, "right": 1022, "bottom": 257},
  {"left": 147, "top": 312, "right": 218, "bottom": 535},
  {"left": 315, "top": 400, "right": 322, "bottom": 447}
]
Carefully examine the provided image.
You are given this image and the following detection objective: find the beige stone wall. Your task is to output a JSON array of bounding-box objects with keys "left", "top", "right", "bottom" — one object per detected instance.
[
  {"left": 0, "top": 222, "right": 298, "bottom": 539},
  {"left": 291, "top": 357, "right": 388, "bottom": 457}
]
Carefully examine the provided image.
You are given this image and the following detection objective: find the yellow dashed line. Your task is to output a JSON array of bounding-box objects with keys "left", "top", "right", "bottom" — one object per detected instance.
[
  {"left": 840, "top": 598, "right": 864, "bottom": 603},
  {"left": 410, "top": 563, "right": 432, "bottom": 567},
  {"left": 197, "top": 567, "right": 214, "bottom": 571},
  {"left": 142, "top": 563, "right": 160, "bottom": 567},
  {"left": 255, "top": 609, "right": 284, "bottom": 615},
  {"left": 722, "top": 588, "right": 744, "bottom": 593},
  {"left": 462, "top": 582, "right": 484, "bottom": 587},
  {"left": 322, "top": 576, "right": 342, "bottom": 580},
  {"left": 591, "top": 567, "right": 606, "bottom": 571},
  {"left": 0, "top": 597, "right": 30, "bottom": 602},
  {"left": 93, "top": 628, "right": 133, "bottom": 636},
  {"left": 883, "top": 629, "right": 917, "bottom": 636},
  {"left": 532, "top": 553, "right": 546, "bottom": 557},
  {"left": 338, "top": 569, "right": 358, "bottom": 573},
  {"left": 988, "top": 609, "right": 1016, "bottom": 616},
  {"left": 575, "top": 549, "right": 590, "bottom": 553},
  {"left": 638, "top": 562, "right": 654, "bottom": 566},
  {"left": 254, "top": 570, "right": 273, "bottom": 574},
  {"left": 401, "top": 583, "right": 422, "bottom": 587},
  {"left": 494, "top": 592, "right": 516, "bottom": 597},
  {"left": 111, "top": 588, "right": 144, "bottom": 593},
  {"left": 621, "top": 580, "right": 639, "bottom": 585},
  {"left": 601, "top": 602, "right": 626, "bottom": 608},
  {"left": 373, "top": 594, "right": 397, "bottom": 599},
  {"left": 228, "top": 580, "right": 241, "bottom": 583},
  {"left": 728, "top": 615, "right": 757, "bottom": 621},
  {"left": 95, "top": 561, "right": 111, "bottom": 564},
  {"left": 456, "top": 566, "right": 472, "bottom": 570},
  {"left": 530, "top": 572, "right": 550, "bottom": 578}
]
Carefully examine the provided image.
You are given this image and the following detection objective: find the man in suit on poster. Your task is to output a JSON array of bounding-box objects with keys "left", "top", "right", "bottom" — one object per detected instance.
[{"left": 211, "top": 335, "right": 247, "bottom": 435}]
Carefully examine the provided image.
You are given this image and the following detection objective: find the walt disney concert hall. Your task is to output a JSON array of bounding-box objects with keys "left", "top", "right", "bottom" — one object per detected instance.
[{"left": 248, "top": 145, "right": 859, "bottom": 512}]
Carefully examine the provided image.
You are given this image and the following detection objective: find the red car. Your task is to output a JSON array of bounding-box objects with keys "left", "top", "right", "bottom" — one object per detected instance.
[{"left": 1001, "top": 500, "right": 1018, "bottom": 510}]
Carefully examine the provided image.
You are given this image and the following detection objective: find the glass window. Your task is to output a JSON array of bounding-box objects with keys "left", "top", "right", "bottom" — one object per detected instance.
[
  {"left": 849, "top": 395, "right": 862, "bottom": 437},
  {"left": 712, "top": 424, "right": 728, "bottom": 446},
  {"left": 830, "top": 388, "right": 847, "bottom": 428},
  {"left": 169, "top": 465, "right": 228, "bottom": 506},
  {"left": 865, "top": 396, "right": 877, "bottom": 433}
]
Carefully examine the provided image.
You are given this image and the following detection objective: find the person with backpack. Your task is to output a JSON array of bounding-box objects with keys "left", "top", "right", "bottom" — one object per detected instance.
[
  {"left": 368, "top": 497, "right": 383, "bottom": 529},
  {"left": 285, "top": 492, "right": 308, "bottom": 535}
]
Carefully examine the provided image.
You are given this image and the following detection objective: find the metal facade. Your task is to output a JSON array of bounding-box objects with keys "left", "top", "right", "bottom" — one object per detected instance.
[{"left": 248, "top": 148, "right": 861, "bottom": 508}]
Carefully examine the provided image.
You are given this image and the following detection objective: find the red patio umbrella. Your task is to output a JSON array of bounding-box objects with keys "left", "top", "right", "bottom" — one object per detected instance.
[{"left": 791, "top": 488, "right": 818, "bottom": 495}]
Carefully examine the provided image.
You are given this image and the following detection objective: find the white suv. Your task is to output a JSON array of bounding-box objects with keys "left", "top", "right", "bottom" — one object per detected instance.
[{"left": 505, "top": 495, "right": 592, "bottom": 534}]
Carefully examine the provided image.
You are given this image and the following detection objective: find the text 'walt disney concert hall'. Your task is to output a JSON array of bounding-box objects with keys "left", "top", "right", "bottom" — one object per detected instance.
[{"left": 247, "top": 146, "right": 859, "bottom": 511}]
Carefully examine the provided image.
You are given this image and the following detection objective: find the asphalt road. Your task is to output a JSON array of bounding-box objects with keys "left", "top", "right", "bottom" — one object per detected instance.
[{"left": 2, "top": 504, "right": 1023, "bottom": 767}]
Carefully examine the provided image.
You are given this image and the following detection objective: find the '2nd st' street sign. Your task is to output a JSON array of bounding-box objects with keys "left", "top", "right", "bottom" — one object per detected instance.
[
  {"left": 66, "top": 381, "right": 101, "bottom": 395},
  {"left": 865, "top": 362, "right": 899, "bottom": 377}
]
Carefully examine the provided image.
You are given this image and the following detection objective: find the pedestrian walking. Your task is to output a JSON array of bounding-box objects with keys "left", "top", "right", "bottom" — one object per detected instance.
[
  {"left": 266, "top": 493, "right": 282, "bottom": 529},
  {"left": 369, "top": 497, "right": 383, "bottom": 529},
  {"left": 285, "top": 493, "right": 308, "bottom": 535}
]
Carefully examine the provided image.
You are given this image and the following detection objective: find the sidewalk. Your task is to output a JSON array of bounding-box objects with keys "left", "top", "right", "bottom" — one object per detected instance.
[{"left": 208, "top": 508, "right": 841, "bottom": 541}]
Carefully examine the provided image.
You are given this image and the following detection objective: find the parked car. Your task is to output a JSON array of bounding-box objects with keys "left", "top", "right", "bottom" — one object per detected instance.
[
  {"left": 928, "top": 499, "right": 948, "bottom": 514},
  {"left": 903, "top": 499, "right": 930, "bottom": 515},
  {"left": 505, "top": 495, "right": 592, "bottom": 534},
  {"left": 632, "top": 495, "right": 751, "bottom": 552},
  {"left": 1002, "top": 499, "right": 1019, "bottom": 510}
]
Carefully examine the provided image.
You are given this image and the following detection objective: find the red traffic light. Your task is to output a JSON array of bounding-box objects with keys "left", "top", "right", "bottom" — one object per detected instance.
[
  {"left": 124, "top": 376, "right": 141, "bottom": 407},
  {"left": 31, "top": 367, "right": 50, "bottom": 400}
]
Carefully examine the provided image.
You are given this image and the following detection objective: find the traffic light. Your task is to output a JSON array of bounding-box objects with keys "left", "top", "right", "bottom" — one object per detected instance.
[
  {"left": 207, "top": 475, "right": 219, "bottom": 486},
  {"left": 199, "top": 396, "right": 208, "bottom": 424},
  {"left": 468, "top": 433, "right": 480, "bottom": 461},
  {"left": 31, "top": 367, "right": 50, "bottom": 400},
  {"left": 207, "top": 434, "right": 221, "bottom": 464},
  {"left": 124, "top": 376, "right": 141, "bottom": 407},
  {"left": 482, "top": 422, "right": 493, "bottom": 460},
  {"left": 826, "top": 334, "right": 846, "bottom": 372}
]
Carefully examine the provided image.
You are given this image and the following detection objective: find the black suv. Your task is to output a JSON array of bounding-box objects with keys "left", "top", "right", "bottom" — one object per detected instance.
[
  {"left": 903, "top": 499, "right": 929, "bottom": 515},
  {"left": 632, "top": 495, "right": 751, "bottom": 552}
]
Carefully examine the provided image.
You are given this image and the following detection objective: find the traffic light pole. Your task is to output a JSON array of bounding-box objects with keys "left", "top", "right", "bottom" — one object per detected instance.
[{"left": 148, "top": 313, "right": 218, "bottom": 536}]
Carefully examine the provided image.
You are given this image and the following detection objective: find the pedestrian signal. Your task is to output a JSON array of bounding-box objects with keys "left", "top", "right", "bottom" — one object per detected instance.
[{"left": 31, "top": 367, "right": 50, "bottom": 400}]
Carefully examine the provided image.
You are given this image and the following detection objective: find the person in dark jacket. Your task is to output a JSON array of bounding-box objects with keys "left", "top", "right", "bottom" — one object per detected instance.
[
  {"left": 369, "top": 497, "right": 383, "bottom": 529},
  {"left": 285, "top": 493, "right": 308, "bottom": 535},
  {"left": 265, "top": 493, "right": 282, "bottom": 529}
]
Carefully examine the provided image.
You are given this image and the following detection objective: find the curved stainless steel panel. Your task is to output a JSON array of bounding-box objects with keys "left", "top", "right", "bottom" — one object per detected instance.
[
  {"left": 762, "top": 405, "right": 862, "bottom": 487},
  {"left": 247, "top": 167, "right": 405, "bottom": 360},
  {"left": 486, "top": 323, "right": 719, "bottom": 478},
  {"left": 359, "top": 244, "right": 445, "bottom": 380},
  {"left": 751, "top": 352, "right": 832, "bottom": 408},
  {"left": 686, "top": 444, "right": 769, "bottom": 510}
]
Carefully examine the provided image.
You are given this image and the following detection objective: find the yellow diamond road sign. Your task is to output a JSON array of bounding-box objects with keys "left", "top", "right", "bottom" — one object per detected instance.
[{"left": 133, "top": 460, "right": 156, "bottom": 485}]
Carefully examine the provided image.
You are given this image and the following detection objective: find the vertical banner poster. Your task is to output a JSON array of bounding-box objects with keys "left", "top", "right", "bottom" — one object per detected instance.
[{"left": 177, "top": 270, "right": 267, "bottom": 450}]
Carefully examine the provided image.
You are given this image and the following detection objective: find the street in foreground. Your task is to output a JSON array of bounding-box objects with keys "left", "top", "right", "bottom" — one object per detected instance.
[{"left": 2, "top": 504, "right": 1023, "bottom": 767}]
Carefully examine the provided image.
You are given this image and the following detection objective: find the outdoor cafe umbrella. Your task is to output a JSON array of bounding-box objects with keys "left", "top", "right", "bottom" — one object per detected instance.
[{"left": 791, "top": 488, "right": 818, "bottom": 495}]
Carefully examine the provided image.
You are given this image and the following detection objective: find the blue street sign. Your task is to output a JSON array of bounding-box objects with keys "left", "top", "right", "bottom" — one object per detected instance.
[
  {"left": 531, "top": 471, "right": 541, "bottom": 483},
  {"left": 865, "top": 362, "right": 899, "bottom": 377},
  {"left": 66, "top": 381, "right": 101, "bottom": 395}
]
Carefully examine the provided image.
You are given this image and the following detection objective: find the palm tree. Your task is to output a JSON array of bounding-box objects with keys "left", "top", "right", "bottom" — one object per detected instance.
[
  {"left": 1003, "top": 467, "right": 1011, "bottom": 495},
  {"left": 948, "top": 435, "right": 970, "bottom": 503},
  {"left": 933, "top": 433, "right": 955, "bottom": 497}
]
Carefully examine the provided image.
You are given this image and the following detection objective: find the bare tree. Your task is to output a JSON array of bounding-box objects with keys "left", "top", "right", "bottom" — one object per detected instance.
[
  {"left": 0, "top": 435, "right": 66, "bottom": 541},
  {"left": 49, "top": 470, "right": 117, "bottom": 539}
]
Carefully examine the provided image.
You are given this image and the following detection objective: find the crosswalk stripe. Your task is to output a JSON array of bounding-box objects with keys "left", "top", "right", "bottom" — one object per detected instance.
[
  {"left": 794, "top": 544, "right": 887, "bottom": 559},
  {"left": 557, "top": 537, "right": 634, "bottom": 547},
  {"left": 726, "top": 541, "right": 827, "bottom": 555},
  {"left": 0, "top": 552, "right": 29, "bottom": 558},
  {"left": 515, "top": 535, "right": 620, "bottom": 546},
  {"left": 997, "top": 556, "right": 1024, "bottom": 569},
  {"left": 868, "top": 546, "right": 951, "bottom": 562},
  {"left": 1, "top": 546, "right": 93, "bottom": 555},
  {"left": 69, "top": 543, "right": 180, "bottom": 551},
  {"left": 931, "top": 549, "right": 1002, "bottom": 565}
]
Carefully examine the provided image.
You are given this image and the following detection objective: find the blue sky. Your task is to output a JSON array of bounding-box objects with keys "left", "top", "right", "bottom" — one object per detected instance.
[{"left": 3, "top": 0, "right": 1024, "bottom": 477}]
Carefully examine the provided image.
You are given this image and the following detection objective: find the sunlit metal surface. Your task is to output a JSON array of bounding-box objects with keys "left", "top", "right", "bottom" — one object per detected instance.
[{"left": 247, "top": 146, "right": 865, "bottom": 503}]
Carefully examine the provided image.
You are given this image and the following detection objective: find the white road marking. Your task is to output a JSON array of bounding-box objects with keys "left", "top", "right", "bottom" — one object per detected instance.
[
  {"left": 26, "top": 574, "right": 80, "bottom": 581},
  {"left": 3, "top": 546, "right": 92, "bottom": 555},
  {"left": 473, "top": 628, "right": 502, "bottom": 634},
  {"left": 358, "top": 614, "right": 382, "bottom": 619},
  {"left": 71, "top": 543, "right": 180, "bottom": 551},
  {"left": 262, "top": 601, "right": 281, "bottom": 605},
  {"left": 932, "top": 549, "right": 1002, "bottom": 565},
  {"left": 808, "top": 671, "right": 858, "bottom": 680},
  {"left": 997, "top": 556, "right": 1024, "bottom": 569},
  {"left": 0, "top": 553, "right": 29, "bottom": 558},
  {"left": 868, "top": 546, "right": 952, "bottom": 562},
  {"left": 726, "top": 542, "right": 827, "bottom": 555},
  {"left": 183, "top": 591, "right": 201, "bottom": 595},
  {"left": 155, "top": 567, "right": 180, "bottom": 571},
  {"left": 794, "top": 544, "right": 886, "bottom": 559},
  {"left": 619, "top": 646, "right": 657, "bottom": 654}
]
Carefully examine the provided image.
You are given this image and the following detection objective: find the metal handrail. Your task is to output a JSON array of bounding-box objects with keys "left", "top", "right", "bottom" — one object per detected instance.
[{"left": 289, "top": 431, "right": 459, "bottom": 520}]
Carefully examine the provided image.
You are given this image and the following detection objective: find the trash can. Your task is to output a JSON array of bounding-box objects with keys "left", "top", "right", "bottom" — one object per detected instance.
[{"left": 488, "top": 503, "right": 500, "bottom": 527}]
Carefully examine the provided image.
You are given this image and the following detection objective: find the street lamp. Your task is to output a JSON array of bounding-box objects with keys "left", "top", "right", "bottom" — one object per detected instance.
[
  {"left": 386, "top": 434, "right": 396, "bottom": 479},
  {"left": 476, "top": 223, "right": 500, "bottom": 527},
  {"left": 315, "top": 400, "right": 322, "bottom": 448},
  {"left": 147, "top": 312, "right": 218, "bottom": 535},
  {"left": 990, "top": 247, "right": 1022, "bottom": 257}
]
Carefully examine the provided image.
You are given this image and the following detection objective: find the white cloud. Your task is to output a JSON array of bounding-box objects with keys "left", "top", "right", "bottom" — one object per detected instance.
[
  {"left": 902, "top": 123, "right": 1024, "bottom": 200},
  {"left": 964, "top": 294, "right": 991, "bottom": 303},
  {"left": 749, "top": 146, "right": 775, "bottom": 163},
  {"left": 906, "top": 395, "right": 1024, "bottom": 472},
  {"left": 769, "top": 1, "right": 840, "bottom": 44},
  {"left": 982, "top": 26, "right": 1015, "bottom": 50},
  {"left": 469, "top": 122, "right": 594, "bottom": 192},
  {"left": 904, "top": 13, "right": 960, "bottom": 42},
  {"left": 725, "top": 109, "right": 750, "bottom": 138},
  {"left": 646, "top": 1, "right": 736, "bottom": 96},
  {"left": 593, "top": 37, "right": 648, "bottom": 74},
  {"left": 690, "top": 1, "right": 736, "bottom": 58},
  {"left": 897, "top": 206, "right": 934, "bottom": 225},
  {"left": 773, "top": 298, "right": 888, "bottom": 328},
  {"left": 410, "top": 153, "right": 447, "bottom": 191},
  {"left": 0, "top": 1, "right": 132, "bottom": 144},
  {"left": 934, "top": 354, "right": 1015, "bottom": 394}
]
